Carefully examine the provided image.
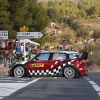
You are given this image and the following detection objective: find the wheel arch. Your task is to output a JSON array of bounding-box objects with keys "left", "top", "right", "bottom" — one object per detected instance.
[
  {"left": 62, "top": 64, "right": 81, "bottom": 78},
  {"left": 11, "top": 64, "right": 29, "bottom": 77}
]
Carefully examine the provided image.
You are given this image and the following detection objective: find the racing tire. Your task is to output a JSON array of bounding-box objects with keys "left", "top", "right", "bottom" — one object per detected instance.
[
  {"left": 13, "top": 66, "right": 25, "bottom": 78},
  {"left": 64, "top": 67, "right": 75, "bottom": 78}
]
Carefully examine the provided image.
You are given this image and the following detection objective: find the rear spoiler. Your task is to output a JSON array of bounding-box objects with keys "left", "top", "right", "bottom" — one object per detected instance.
[{"left": 78, "top": 52, "right": 88, "bottom": 60}]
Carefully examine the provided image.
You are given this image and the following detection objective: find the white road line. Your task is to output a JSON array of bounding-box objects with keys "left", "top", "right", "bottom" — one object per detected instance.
[
  {"left": 0, "top": 78, "right": 40, "bottom": 100},
  {"left": 88, "top": 81, "right": 100, "bottom": 91},
  {"left": 54, "top": 77, "right": 57, "bottom": 79},
  {"left": 84, "top": 77, "right": 90, "bottom": 81},
  {"left": 0, "top": 80, "right": 11, "bottom": 81},
  {"left": 0, "top": 80, "right": 26, "bottom": 82},
  {"left": 85, "top": 77, "right": 100, "bottom": 96},
  {"left": 98, "top": 92, "right": 100, "bottom": 96},
  {"left": 89, "top": 81, "right": 96, "bottom": 85},
  {"left": 92, "top": 85, "right": 100, "bottom": 91},
  {"left": 0, "top": 97, "right": 3, "bottom": 99},
  {"left": 15, "top": 81, "right": 26, "bottom": 82}
]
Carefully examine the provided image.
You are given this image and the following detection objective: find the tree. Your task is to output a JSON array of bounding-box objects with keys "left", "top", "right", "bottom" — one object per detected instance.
[
  {"left": 8, "top": 0, "right": 50, "bottom": 43},
  {"left": 60, "top": 29, "right": 75, "bottom": 40},
  {"left": 27, "top": 0, "right": 50, "bottom": 45},
  {"left": 8, "top": 0, "right": 31, "bottom": 30},
  {"left": 8, "top": 0, "right": 30, "bottom": 38},
  {"left": 28, "top": 0, "right": 50, "bottom": 31},
  {"left": 92, "top": 29, "right": 100, "bottom": 39},
  {"left": 76, "top": 26, "right": 90, "bottom": 38},
  {"left": 71, "top": 19, "right": 82, "bottom": 31},
  {"left": 0, "top": 0, "right": 10, "bottom": 30}
]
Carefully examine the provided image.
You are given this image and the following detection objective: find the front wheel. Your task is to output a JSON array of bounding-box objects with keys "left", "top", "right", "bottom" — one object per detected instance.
[
  {"left": 14, "top": 66, "right": 25, "bottom": 78},
  {"left": 64, "top": 67, "right": 75, "bottom": 78}
]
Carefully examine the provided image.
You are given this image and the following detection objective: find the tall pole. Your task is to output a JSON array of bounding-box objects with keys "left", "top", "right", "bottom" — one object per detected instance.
[
  {"left": 19, "top": 26, "right": 28, "bottom": 60},
  {"left": 23, "top": 26, "right": 25, "bottom": 61},
  {"left": 23, "top": 39, "right": 26, "bottom": 61}
]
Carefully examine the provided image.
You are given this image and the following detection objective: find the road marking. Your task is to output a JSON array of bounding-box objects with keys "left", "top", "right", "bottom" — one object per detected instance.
[
  {"left": 0, "top": 80, "right": 26, "bottom": 83},
  {"left": 89, "top": 81, "right": 96, "bottom": 85},
  {"left": 15, "top": 81, "right": 26, "bottom": 82},
  {"left": 0, "top": 80, "right": 11, "bottom": 81},
  {"left": 98, "top": 92, "right": 100, "bottom": 96},
  {"left": 0, "top": 78, "right": 40, "bottom": 100},
  {"left": 88, "top": 81, "right": 100, "bottom": 91},
  {"left": 54, "top": 77, "right": 57, "bottom": 79},
  {"left": 85, "top": 77, "right": 100, "bottom": 96},
  {"left": 93, "top": 85, "right": 100, "bottom": 91},
  {"left": 0, "top": 79, "right": 26, "bottom": 82},
  {"left": 0, "top": 97, "right": 3, "bottom": 99},
  {"left": 84, "top": 77, "right": 90, "bottom": 81}
]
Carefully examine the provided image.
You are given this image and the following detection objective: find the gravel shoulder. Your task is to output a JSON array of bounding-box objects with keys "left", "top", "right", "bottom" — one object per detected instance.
[
  {"left": 88, "top": 66, "right": 100, "bottom": 72},
  {"left": 0, "top": 63, "right": 9, "bottom": 76}
]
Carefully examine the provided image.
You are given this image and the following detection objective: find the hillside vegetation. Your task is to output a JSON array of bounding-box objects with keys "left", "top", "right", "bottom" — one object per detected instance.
[
  {"left": 1, "top": 0, "right": 100, "bottom": 66},
  {"left": 41, "top": 0, "right": 100, "bottom": 67}
]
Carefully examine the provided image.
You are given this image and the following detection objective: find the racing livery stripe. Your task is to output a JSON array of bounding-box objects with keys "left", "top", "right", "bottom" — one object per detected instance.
[
  {"left": 28, "top": 65, "right": 63, "bottom": 76},
  {"left": 28, "top": 61, "right": 73, "bottom": 76}
]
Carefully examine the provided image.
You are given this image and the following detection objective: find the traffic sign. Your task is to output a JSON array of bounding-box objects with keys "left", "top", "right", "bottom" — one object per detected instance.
[
  {"left": 17, "top": 32, "right": 43, "bottom": 39},
  {"left": 20, "top": 27, "right": 28, "bottom": 32},
  {"left": 0, "top": 30, "right": 8, "bottom": 39}
]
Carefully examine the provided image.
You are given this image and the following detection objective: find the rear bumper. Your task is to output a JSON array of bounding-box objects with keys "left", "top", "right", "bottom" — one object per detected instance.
[{"left": 79, "top": 69, "right": 88, "bottom": 76}]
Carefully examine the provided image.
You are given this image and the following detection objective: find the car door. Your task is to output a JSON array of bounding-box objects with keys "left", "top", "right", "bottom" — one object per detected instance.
[
  {"left": 47, "top": 53, "right": 69, "bottom": 75},
  {"left": 25, "top": 53, "right": 56, "bottom": 75}
]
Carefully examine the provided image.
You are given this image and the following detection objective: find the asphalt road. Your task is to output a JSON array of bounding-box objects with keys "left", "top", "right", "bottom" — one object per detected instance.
[{"left": 0, "top": 72, "right": 100, "bottom": 100}]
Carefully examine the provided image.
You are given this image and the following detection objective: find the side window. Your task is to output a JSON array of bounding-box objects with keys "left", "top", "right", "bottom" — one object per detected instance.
[
  {"left": 53, "top": 53, "right": 67, "bottom": 60},
  {"left": 53, "top": 52, "right": 59, "bottom": 60},
  {"left": 69, "top": 53, "right": 78, "bottom": 59},
  {"left": 34, "top": 53, "right": 50, "bottom": 60}
]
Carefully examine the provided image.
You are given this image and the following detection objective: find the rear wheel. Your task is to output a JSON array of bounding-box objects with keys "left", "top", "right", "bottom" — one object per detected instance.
[
  {"left": 64, "top": 67, "right": 75, "bottom": 78},
  {"left": 14, "top": 66, "right": 25, "bottom": 78}
]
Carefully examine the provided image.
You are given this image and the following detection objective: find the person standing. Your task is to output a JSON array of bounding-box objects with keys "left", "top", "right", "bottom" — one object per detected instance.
[{"left": 15, "top": 42, "right": 21, "bottom": 60}]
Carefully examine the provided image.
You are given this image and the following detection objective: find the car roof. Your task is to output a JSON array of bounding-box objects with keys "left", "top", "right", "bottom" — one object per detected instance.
[{"left": 40, "top": 50, "right": 79, "bottom": 54}]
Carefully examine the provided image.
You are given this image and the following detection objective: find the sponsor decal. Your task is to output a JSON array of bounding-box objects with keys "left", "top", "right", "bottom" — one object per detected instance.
[{"left": 30, "top": 63, "right": 44, "bottom": 68}]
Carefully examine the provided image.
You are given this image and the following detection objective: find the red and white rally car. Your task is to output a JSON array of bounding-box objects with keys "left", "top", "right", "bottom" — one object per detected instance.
[{"left": 8, "top": 50, "right": 88, "bottom": 78}]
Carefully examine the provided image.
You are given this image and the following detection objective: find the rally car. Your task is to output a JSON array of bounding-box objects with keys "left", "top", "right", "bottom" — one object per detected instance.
[{"left": 8, "top": 50, "right": 88, "bottom": 78}]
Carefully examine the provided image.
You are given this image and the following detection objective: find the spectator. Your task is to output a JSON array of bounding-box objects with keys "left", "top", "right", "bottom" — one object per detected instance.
[
  {"left": 15, "top": 42, "right": 21, "bottom": 53},
  {"left": 15, "top": 42, "right": 22, "bottom": 60},
  {"left": 10, "top": 42, "right": 15, "bottom": 50},
  {"left": 5, "top": 40, "right": 10, "bottom": 51}
]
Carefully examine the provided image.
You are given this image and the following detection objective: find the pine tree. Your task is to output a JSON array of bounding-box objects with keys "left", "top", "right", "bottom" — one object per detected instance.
[
  {"left": 27, "top": 0, "right": 50, "bottom": 31},
  {"left": 8, "top": 0, "right": 30, "bottom": 31},
  {"left": 0, "top": 0, "right": 10, "bottom": 30}
]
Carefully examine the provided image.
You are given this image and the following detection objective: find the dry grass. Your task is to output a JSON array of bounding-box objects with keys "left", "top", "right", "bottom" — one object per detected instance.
[{"left": 88, "top": 66, "right": 100, "bottom": 72}]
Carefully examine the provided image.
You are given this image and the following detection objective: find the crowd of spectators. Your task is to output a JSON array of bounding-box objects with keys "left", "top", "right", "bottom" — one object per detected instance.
[{"left": 0, "top": 39, "right": 41, "bottom": 62}]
